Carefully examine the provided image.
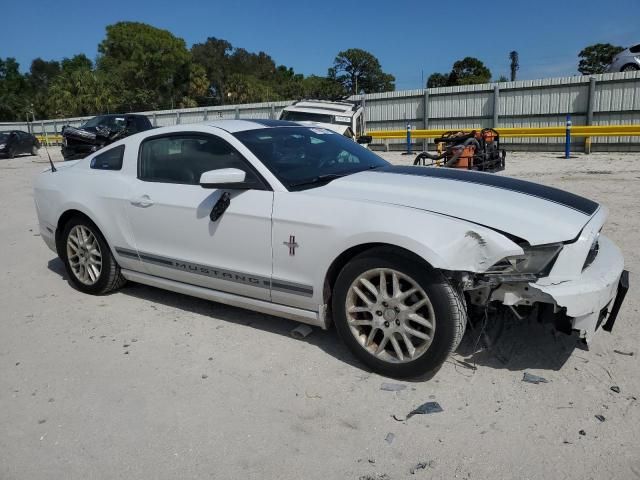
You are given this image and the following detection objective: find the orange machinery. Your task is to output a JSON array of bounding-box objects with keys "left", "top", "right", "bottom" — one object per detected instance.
[{"left": 414, "top": 128, "right": 505, "bottom": 172}]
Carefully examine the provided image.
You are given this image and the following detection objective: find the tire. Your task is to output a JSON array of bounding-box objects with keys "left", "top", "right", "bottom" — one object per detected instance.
[
  {"left": 621, "top": 64, "right": 639, "bottom": 72},
  {"left": 60, "top": 216, "right": 126, "bottom": 295},
  {"left": 7, "top": 148, "right": 15, "bottom": 159},
  {"left": 332, "top": 248, "right": 467, "bottom": 378},
  {"left": 31, "top": 144, "right": 39, "bottom": 156}
]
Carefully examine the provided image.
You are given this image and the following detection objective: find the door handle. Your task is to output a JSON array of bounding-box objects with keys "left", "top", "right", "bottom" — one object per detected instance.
[{"left": 130, "top": 195, "right": 154, "bottom": 207}]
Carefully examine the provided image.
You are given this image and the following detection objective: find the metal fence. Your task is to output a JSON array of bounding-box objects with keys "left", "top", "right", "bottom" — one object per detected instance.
[{"left": 1, "top": 71, "right": 639, "bottom": 152}]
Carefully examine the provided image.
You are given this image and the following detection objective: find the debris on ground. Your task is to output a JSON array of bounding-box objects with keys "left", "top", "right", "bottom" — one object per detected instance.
[
  {"left": 305, "top": 391, "right": 322, "bottom": 399},
  {"left": 522, "top": 372, "right": 549, "bottom": 384},
  {"left": 380, "top": 383, "right": 407, "bottom": 392},
  {"left": 359, "top": 474, "right": 390, "bottom": 480},
  {"left": 595, "top": 415, "right": 606, "bottom": 422},
  {"left": 410, "top": 461, "right": 435, "bottom": 474},
  {"left": 614, "top": 349, "right": 634, "bottom": 356},
  {"left": 391, "top": 414, "right": 405, "bottom": 422},
  {"left": 406, "top": 401, "right": 443, "bottom": 419},
  {"left": 611, "top": 386, "right": 621, "bottom": 393},
  {"left": 579, "top": 429, "right": 586, "bottom": 436},
  {"left": 290, "top": 324, "right": 313, "bottom": 339},
  {"left": 201, "top": 374, "right": 208, "bottom": 379},
  {"left": 384, "top": 432, "right": 395, "bottom": 444}
]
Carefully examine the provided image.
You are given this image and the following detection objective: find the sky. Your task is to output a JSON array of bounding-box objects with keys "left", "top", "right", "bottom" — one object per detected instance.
[{"left": 1, "top": 0, "right": 639, "bottom": 89}]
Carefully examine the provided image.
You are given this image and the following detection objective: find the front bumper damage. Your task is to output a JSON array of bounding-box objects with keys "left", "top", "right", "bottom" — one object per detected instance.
[{"left": 493, "top": 235, "right": 628, "bottom": 343}]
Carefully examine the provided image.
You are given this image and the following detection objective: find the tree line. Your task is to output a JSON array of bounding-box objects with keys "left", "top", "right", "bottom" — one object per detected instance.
[
  {"left": 0, "top": 22, "right": 395, "bottom": 122},
  {"left": 0, "top": 20, "right": 628, "bottom": 123}
]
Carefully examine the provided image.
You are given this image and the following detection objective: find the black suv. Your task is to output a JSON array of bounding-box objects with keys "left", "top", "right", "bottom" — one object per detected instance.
[
  {"left": 0, "top": 130, "right": 40, "bottom": 158},
  {"left": 61, "top": 114, "right": 153, "bottom": 160}
]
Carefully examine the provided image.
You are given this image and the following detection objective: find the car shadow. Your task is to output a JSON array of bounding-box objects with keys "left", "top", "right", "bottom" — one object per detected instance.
[
  {"left": 47, "top": 257, "right": 580, "bottom": 379},
  {"left": 46, "top": 257, "right": 364, "bottom": 371},
  {"left": 454, "top": 316, "right": 579, "bottom": 373}
]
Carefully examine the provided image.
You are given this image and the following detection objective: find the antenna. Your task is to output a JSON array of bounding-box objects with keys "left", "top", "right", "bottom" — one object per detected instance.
[{"left": 44, "top": 144, "right": 57, "bottom": 172}]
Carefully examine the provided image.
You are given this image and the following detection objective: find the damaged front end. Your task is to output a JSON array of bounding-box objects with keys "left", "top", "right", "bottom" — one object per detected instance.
[{"left": 452, "top": 208, "right": 628, "bottom": 345}]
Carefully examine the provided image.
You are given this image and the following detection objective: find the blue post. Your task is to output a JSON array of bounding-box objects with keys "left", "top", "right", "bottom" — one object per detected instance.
[
  {"left": 565, "top": 114, "right": 572, "bottom": 159},
  {"left": 406, "top": 123, "right": 412, "bottom": 154}
]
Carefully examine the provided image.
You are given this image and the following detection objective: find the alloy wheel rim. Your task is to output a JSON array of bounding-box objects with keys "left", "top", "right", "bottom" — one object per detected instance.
[
  {"left": 345, "top": 268, "right": 436, "bottom": 363},
  {"left": 67, "top": 225, "right": 102, "bottom": 285}
]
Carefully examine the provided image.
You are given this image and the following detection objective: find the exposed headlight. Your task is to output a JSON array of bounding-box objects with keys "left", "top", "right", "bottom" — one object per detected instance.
[
  {"left": 334, "top": 116, "right": 351, "bottom": 123},
  {"left": 485, "top": 243, "right": 563, "bottom": 276}
]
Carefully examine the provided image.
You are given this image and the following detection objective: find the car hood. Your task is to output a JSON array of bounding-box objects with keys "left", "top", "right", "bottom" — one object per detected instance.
[{"left": 309, "top": 166, "right": 599, "bottom": 245}]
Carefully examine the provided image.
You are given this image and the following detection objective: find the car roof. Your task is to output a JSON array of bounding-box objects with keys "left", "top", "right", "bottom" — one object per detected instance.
[{"left": 203, "top": 119, "right": 302, "bottom": 133}]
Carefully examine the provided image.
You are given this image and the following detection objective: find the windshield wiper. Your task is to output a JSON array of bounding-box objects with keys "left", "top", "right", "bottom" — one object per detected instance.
[{"left": 289, "top": 173, "right": 347, "bottom": 189}]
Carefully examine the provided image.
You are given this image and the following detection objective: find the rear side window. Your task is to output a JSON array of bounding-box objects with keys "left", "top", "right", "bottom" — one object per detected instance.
[
  {"left": 138, "top": 134, "right": 264, "bottom": 188},
  {"left": 90, "top": 145, "right": 125, "bottom": 170},
  {"left": 629, "top": 44, "right": 640, "bottom": 54}
]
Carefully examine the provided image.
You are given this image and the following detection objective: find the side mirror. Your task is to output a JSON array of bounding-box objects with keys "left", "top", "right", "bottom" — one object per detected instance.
[
  {"left": 357, "top": 135, "right": 372, "bottom": 144},
  {"left": 199, "top": 168, "right": 247, "bottom": 189}
]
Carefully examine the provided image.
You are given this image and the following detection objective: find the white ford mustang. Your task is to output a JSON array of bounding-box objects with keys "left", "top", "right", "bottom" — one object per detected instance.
[{"left": 33, "top": 120, "right": 628, "bottom": 378}]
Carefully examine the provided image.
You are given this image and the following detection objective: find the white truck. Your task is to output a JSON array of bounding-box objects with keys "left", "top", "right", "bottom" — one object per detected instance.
[{"left": 279, "top": 99, "right": 365, "bottom": 140}]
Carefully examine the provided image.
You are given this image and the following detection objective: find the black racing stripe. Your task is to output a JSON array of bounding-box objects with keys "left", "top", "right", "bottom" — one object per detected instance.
[
  {"left": 272, "top": 281, "right": 314, "bottom": 297},
  {"left": 250, "top": 119, "right": 300, "bottom": 127},
  {"left": 115, "top": 247, "right": 313, "bottom": 297},
  {"left": 115, "top": 247, "right": 139, "bottom": 259},
  {"left": 139, "top": 253, "right": 173, "bottom": 266},
  {"left": 377, "top": 165, "right": 599, "bottom": 216}
]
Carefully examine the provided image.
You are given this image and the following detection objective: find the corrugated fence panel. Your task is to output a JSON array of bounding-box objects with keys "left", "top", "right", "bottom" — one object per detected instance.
[
  {"left": 430, "top": 90, "right": 493, "bottom": 119},
  {"left": 500, "top": 84, "right": 589, "bottom": 116}
]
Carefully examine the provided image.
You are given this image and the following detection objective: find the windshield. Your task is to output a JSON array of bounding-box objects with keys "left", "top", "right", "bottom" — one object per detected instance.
[
  {"left": 280, "top": 110, "right": 334, "bottom": 124},
  {"left": 234, "top": 126, "right": 389, "bottom": 190},
  {"left": 82, "top": 116, "right": 127, "bottom": 130}
]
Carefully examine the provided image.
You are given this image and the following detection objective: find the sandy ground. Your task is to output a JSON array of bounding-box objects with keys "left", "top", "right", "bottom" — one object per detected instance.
[{"left": 1, "top": 148, "right": 639, "bottom": 480}]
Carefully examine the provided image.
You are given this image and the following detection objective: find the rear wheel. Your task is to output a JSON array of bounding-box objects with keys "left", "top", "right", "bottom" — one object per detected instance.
[
  {"left": 621, "top": 64, "right": 639, "bottom": 72},
  {"left": 61, "top": 217, "right": 126, "bottom": 294},
  {"left": 332, "top": 249, "right": 467, "bottom": 378},
  {"left": 31, "top": 144, "right": 39, "bottom": 156}
]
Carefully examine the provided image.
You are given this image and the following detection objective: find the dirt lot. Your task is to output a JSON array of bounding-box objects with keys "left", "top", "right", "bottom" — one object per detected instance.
[{"left": 1, "top": 148, "right": 638, "bottom": 480}]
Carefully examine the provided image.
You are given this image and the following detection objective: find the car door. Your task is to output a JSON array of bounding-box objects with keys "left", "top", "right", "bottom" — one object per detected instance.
[{"left": 126, "top": 132, "right": 274, "bottom": 301}]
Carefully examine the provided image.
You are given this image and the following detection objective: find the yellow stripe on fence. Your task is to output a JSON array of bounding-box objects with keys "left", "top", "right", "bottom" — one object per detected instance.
[{"left": 367, "top": 125, "right": 640, "bottom": 139}]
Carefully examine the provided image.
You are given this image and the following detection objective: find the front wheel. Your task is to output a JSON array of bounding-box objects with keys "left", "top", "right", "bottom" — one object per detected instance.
[
  {"left": 61, "top": 217, "right": 126, "bottom": 294},
  {"left": 332, "top": 249, "right": 467, "bottom": 378},
  {"left": 621, "top": 64, "right": 639, "bottom": 72}
]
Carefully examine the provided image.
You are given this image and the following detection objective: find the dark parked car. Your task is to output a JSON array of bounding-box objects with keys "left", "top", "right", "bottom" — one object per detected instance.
[
  {"left": 0, "top": 130, "right": 40, "bottom": 158},
  {"left": 61, "top": 113, "right": 153, "bottom": 160}
]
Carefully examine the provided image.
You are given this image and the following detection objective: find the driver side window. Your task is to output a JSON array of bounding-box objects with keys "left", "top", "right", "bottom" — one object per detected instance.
[{"left": 138, "top": 134, "right": 264, "bottom": 188}]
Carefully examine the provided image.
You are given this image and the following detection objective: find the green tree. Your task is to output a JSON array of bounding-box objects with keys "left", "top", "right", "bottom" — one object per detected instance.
[
  {"left": 578, "top": 43, "right": 624, "bottom": 75},
  {"left": 191, "top": 37, "right": 233, "bottom": 104},
  {"left": 97, "top": 22, "right": 192, "bottom": 110},
  {"left": 61, "top": 54, "right": 93, "bottom": 74},
  {"left": 225, "top": 73, "right": 270, "bottom": 104},
  {"left": 449, "top": 57, "right": 492, "bottom": 85},
  {"left": 301, "top": 75, "right": 346, "bottom": 99},
  {"left": 426, "top": 72, "right": 449, "bottom": 88},
  {"left": 328, "top": 48, "right": 395, "bottom": 94},
  {"left": 0, "top": 58, "right": 28, "bottom": 121},
  {"left": 47, "top": 69, "right": 116, "bottom": 117},
  {"left": 28, "top": 58, "right": 61, "bottom": 92},
  {"left": 426, "top": 57, "right": 491, "bottom": 88}
]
